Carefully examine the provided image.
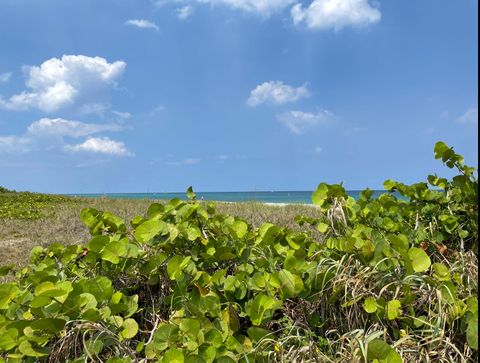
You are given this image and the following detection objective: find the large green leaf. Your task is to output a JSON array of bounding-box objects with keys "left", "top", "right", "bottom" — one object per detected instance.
[
  {"left": 0, "top": 328, "right": 18, "bottom": 350},
  {"left": 152, "top": 324, "right": 179, "bottom": 352},
  {"left": 256, "top": 223, "right": 280, "bottom": 245},
  {"left": 389, "top": 234, "right": 409, "bottom": 252},
  {"left": 167, "top": 255, "right": 191, "bottom": 280},
  {"left": 186, "top": 186, "right": 196, "bottom": 200},
  {"left": 434, "top": 141, "right": 449, "bottom": 159},
  {"left": 101, "top": 240, "right": 127, "bottom": 264},
  {"left": 276, "top": 269, "right": 303, "bottom": 298},
  {"left": 87, "top": 235, "right": 110, "bottom": 252},
  {"left": 163, "top": 347, "right": 184, "bottom": 363},
  {"left": 231, "top": 220, "right": 248, "bottom": 239},
  {"left": 119, "top": 318, "right": 139, "bottom": 340},
  {"left": 386, "top": 300, "right": 402, "bottom": 320},
  {"left": 366, "top": 339, "right": 402, "bottom": 362},
  {"left": 135, "top": 219, "right": 167, "bottom": 243},
  {"left": 363, "top": 297, "right": 378, "bottom": 313},
  {"left": 312, "top": 183, "right": 328, "bottom": 206},
  {"left": 30, "top": 318, "right": 66, "bottom": 333},
  {"left": 408, "top": 247, "right": 431, "bottom": 273},
  {"left": 0, "top": 284, "right": 19, "bottom": 309},
  {"left": 18, "top": 340, "right": 50, "bottom": 357},
  {"left": 179, "top": 318, "right": 201, "bottom": 339},
  {"left": 466, "top": 320, "right": 478, "bottom": 350},
  {"left": 432, "top": 263, "right": 450, "bottom": 281},
  {"left": 84, "top": 276, "right": 114, "bottom": 301},
  {"left": 246, "top": 294, "right": 282, "bottom": 326}
]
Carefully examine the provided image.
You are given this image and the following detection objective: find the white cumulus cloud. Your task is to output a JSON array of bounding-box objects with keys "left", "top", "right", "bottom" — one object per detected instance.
[
  {"left": 277, "top": 109, "right": 333, "bottom": 134},
  {"left": 455, "top": 107, "right": 478, "bottom": 124},
  {"left": 65, "top": 137, "right": 133, "bottom": 156},
  {"left": 125, "top": 19, "right": 160, "bottom": 31},
  {"left": 291, "top": 0, "right": 381, "bottom": 30},
  {"left": 0, "top": 72, "right": 11, "bottom": 83},
  {"left": 177, "top": 5, "right": 194, "bottom": 19},
  {"left": 0, "top": 118, "right": 129, "bottom": 157},
  {"left": 247, "top": 81, "right": 309, "bottom": 107},
  {"left": 0, "top": 55, "right": 126, "bottom": 112}
]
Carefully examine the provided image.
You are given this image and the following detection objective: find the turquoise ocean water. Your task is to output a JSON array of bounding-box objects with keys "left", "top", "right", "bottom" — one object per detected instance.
[{"left": 71, "top": 190, "right": 393, "bottom": 204}]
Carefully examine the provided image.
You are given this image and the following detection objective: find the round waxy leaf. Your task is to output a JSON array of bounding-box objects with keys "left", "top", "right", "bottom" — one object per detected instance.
[
  {"left": 466, "top": 321, "right": 478, "bottom": 350},
  {"left": 277, "top": 269, "right": 303, "bottom": 298},
  {"left": 120, "top": 318, "right": 139, "bottom": 340},
  {"left": 152, "top": 324, "right": 179, "bottom": 352},
  {"left": 363, "top": 297, "right": 378, "bottom": 313},
  {"left": 135, "top": 219, "right": 167, "bottom": 243},
  {"left": 231, "top": 220, "right": 248, "bottom": 239},
  {"left": 163, "top": 347, "right": 184, "bottom": 363},
  {"left": 247, "top": 294, "right": 282, "bottom": 326},
  {"left": 0, "top": 284, "right": 19, "bottom": 309},
  {"left": 432, "top": 262, "right": 450, "bottom": 281},
  {"left": 408, "top": 247, "right": 431, "bottom": 273},
  {"left": 167, "top": 255, "right": 191, "bottom": 280},
  {"left": 386, "top": 299, "right": 402, "bottom": 320},
  {"left": 179, "top": 318, "right": 201, "bottom": 339},
  {"left": 312, "top": 183, "right": 328, "bottom": 206},
  {"left": 317, "top": 222, "right": 329, "bottom": 234},
  {"left": 0, "top": 328, "right": 18, "bottom": 350},
  {"left": 18, "top": 340, "right": 50, "bottom": 357},
  {"left": 101, "top": 240, "right": 127, "bottom": 264},
  {"left": 87, "top": 235, "right": 110, "bottom": 252}
]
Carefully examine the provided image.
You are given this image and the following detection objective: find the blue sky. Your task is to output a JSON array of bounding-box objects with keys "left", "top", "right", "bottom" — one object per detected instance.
[{"left": 0, "top": 0, "right": 477, "bottom": 193}]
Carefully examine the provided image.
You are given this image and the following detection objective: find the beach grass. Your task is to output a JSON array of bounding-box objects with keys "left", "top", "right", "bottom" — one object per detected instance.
[{"left": 0, "top": 195, "right": 320, "bottom": 268}]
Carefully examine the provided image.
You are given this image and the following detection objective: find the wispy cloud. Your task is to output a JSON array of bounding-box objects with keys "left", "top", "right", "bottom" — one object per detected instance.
[
  {"left": 166, "top": 158, "right": 201, "bottom": 166},
  {"left": 247, "top": 81, "right": 309, "bottom": 107},
  {"left": 27, "top": 118, "right": 122, "bottom": 138},
  {"left": 291, "top": 0, "right": 381, "bottom": 30},
  {"left": 66, "top": 137, "right": 133, "bottom": 156},
  {"left": 149, "top": 104, "right": 166, "bottom": 117},
  {"left": 455, "top": 107, "right": 478, "bottom": 124},
  {"left": 0, "top": 72, "right": 11, "bottom": 83},
  {"left": 0, "top": 55, "right": 125, "bottom": 112},
  {"left": 125, "top": 19, "right": 160, "bottom": 31},
  {"left": 277, "top": 109, "right": 333, "bottom": 134},
  {"left": 158, "top": 0, "right": 294, "bottom": 17},
  {"left": 153, "top": 0, "right": 381, "bottom": 28},
  {"left": 177, "top": 5, "right": 194, "bottom": 20}
]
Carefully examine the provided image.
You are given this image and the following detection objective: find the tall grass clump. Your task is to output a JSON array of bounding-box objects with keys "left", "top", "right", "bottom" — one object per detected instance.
[{"left": 0, "top": 141, "right": 477, "bottom": 362}]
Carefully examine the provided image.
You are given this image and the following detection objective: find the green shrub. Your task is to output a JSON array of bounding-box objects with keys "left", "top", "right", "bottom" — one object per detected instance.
[{"left": 0, "top": 142, "right": 477, "bottom": 362}]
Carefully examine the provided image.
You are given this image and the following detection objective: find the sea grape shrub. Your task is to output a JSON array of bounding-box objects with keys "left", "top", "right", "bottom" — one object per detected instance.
[
  {"left": 0, "top": 192, "right": 77, "bottom": 220},
  {"left": 0, "top": 142, "right": 477, "bottom": 362}
]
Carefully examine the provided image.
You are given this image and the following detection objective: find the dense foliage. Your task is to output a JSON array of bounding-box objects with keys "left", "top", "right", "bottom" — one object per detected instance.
[
  {"left": 0, "top": 187, "right": 16, "bottom": 194},
  {"left": 0, "top": 142, "right": 477, "bottom": 362},
  {"left": 0, "top": 192, "right": 77, "bottom": 220}
]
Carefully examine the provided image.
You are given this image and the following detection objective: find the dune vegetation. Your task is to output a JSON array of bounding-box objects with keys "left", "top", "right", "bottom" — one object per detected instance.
[{"left": 0, "top": 141, "right": 477, "bottom": 362}]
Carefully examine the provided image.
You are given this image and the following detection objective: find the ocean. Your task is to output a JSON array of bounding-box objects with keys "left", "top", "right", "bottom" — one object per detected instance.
[{"left": 70, "top": 190, "right": 393, "bottom": 204}]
